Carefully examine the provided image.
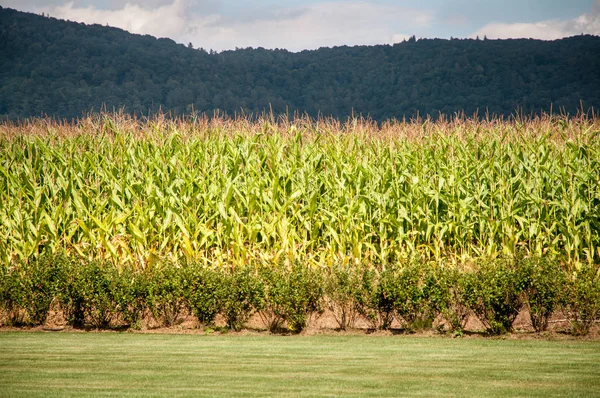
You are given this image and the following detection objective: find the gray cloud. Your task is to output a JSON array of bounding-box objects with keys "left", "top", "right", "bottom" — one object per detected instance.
[
  {"left": 472, "top": 0, "right": 600, "bottom": 39},
  {"left": 1, "top": 0, "right": 70, "bottom": 10},
  {"left": 210, "top": 6, "right": 309, "bottom": 27},
  {"left": 28, "top": 0, "right": 431, "bottom": 51},
  {"left": 2, "top": 0, "right": 215, "bottom": 11}
]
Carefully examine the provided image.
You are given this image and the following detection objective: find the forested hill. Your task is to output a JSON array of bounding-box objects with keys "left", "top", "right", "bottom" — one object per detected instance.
[{"left": 1, "top": 6, "right": 600, "bottom": 121}]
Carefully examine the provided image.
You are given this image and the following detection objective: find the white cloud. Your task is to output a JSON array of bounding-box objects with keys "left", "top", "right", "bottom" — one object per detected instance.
[
  {"left": 34, "top": 0, "right": 431, "bottom": 51},
  {"left": 472, "top": 1, "right": 600, "bottom": 39},
  {"left": 37, "top": 0, "right": 198, "bottom": 41}
]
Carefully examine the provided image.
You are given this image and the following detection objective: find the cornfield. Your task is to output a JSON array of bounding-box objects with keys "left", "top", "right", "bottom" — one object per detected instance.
[{"left": 1, "top": 113, "right": 599, "bottom": 269}]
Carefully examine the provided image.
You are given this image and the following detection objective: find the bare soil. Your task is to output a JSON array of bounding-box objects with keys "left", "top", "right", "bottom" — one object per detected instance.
[{"left": 2, "top": 306, "right": 598, "bottom": 340}]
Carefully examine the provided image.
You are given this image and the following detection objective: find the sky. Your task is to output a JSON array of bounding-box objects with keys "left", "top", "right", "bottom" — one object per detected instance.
[{"left": 2, "top": 0, "right": 600, "bottom": 51}]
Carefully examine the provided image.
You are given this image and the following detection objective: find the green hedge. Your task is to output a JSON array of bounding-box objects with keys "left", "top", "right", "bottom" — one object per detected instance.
[{"left": 1, "top": 253, "right": 598, "bottom": 335}]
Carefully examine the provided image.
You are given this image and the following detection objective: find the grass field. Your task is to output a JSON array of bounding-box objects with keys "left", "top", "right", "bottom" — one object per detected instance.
[{"left": 1, "top": 332, "right": 599, "bottom": 397}]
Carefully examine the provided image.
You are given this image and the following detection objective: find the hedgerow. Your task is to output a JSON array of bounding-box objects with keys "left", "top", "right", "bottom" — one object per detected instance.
[{"left": 1, "top": 253, "right": 597, "bottom": 336}]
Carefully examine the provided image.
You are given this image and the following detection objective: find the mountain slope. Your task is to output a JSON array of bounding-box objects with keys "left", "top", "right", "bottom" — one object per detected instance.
[{"left": 1, "top": 6, "right": 600, "bottom": 120}]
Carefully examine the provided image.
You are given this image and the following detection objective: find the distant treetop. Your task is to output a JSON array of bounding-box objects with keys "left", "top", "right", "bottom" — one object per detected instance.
[{"left": 1, "top": 7, "right": 599, "bottom": 120}]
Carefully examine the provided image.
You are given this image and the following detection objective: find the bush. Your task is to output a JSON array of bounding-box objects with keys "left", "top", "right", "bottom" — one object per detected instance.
[
  {"left": 563, "top": 265, "right": 600, "bottom": 336},
  {"left": 373, "top": 267, "right": 400, "bottom": 330},
  {"left": 118, "top": 267, "right": 148, "bottom": 329},
  {"left": 186, "top": 264, "right": 222, "bottom": 326},
  {"left": 0, "top": 262, "right": 30, "bottom": 325},
  {"left": 324, "top": 264, "right": 363, "bottom": 330},
  {"left": 353, "top": 267, "right": 385, "bottom": 329},
  {"left": 0, "top": 253, "right": 69, "bottom": 326},
  {"left": 374, "top": 262, "right": 445, "bottom": 332},
  {"left": 0, "top": 264, "right": 6, "bottom": 323},
  {"left": 520, "top": 256, "right": 565, "bottom": 333},
  {"left": 463, "top": 259, "right": 524, "bottom": 335},
  {"left": 258, "top": 262, "right": 323, "bottom": 333},
  {"left": 61, "top": 260, "right": 131, "bottom": 329},
  {"left": 0, "top": 252, "right": 590, "bottom": 337},
  {"left": 60, "top": 260, "right": 85, "bottom": 328},
  {"left": 146, "top": 264, "right": 189, "bottom": 327},
  {"left": 354, "top": 265, "right": 418, "bottom": 331},
  {"left": 438, "top": 267, "right": 471, "bottom": 333},
  {"left": 220, "top": 266, "right": 264, "bottom": 331},
  {"left": 397, "top": 262, "right": 445, "bottom": 331}
]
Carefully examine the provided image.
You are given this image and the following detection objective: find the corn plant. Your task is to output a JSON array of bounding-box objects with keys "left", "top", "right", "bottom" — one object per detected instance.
[{"left": 1, "top": 113, "right": 599, "bottom": 269}]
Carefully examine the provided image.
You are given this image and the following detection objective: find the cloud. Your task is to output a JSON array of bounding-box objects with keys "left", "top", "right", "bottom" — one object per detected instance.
[
  {"left": 3, "top": 0, "right": 205, "bottom": 11},
  {"left": 33, "top": 0, "right": 431, "bottom": 51},
  {"left": 472, "top": 1, "right": 600, "bottom": 39},
  {"left": 36, "top": 0, "right": 197, "bottom": 41}
]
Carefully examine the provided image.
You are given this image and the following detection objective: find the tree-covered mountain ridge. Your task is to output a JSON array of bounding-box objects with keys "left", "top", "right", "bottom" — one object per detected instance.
[{"left": 1, "top": 6, "right": 599, "bottom": 120}]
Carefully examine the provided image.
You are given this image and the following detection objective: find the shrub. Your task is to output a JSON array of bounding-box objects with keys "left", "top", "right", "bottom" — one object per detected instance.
[
  {"left": 258, "top": 262, "right": 323, "bottom": 333},
  {"left": 353, "top": 267, "right": 385, "bottom": 329},
  {"left": 0, "top": 262, "right": 29, "bottom": 325},
  {"left": 220, "top": 266, "right": 264, "bottom": 331},
  {"left": 324, "top": 264, "right": 363, "bottom": 330},
  {"left": 119, "top": 267, "right": 148, "bottom": 329},
  {"left": 0, "top": 264, "right": 6, "bottom": 323},
  {"left": 519, "top": 256, "right": 565, "bottom": 333},
  {"left": 438, "top": 266, "right": 471, "bottom": 333},
  {"left": 397, "top": 262, "right": 445, "bottom": 331},
  {"left": 373, "top": 267, "right": 402, "bottom": 330},
  {"left": 61, "top": 260, "right": 131, "bottom": 329},
  {"left": 374, "top": 261, "right": 445, "bottom": 332},
  {"left": 0, "top": 254, "right": 69, "bottom": 326},
  {"left": 60, "top": 260, "right": 85, "bottom": 328},
  {"left": 354, "top": 265, "right": 418, "bottom": 330},
  {"left": 146, "top": 264, "right": 189, "bottom": 327},
  {"left": 186, "top": 264, "right": 222, "bottom": 327},
  {"left": 463, "top": 259, "right": 524, "bottom": 335},
  {"left": 563, "top": 264, "right": 600, "bottom": 336}
]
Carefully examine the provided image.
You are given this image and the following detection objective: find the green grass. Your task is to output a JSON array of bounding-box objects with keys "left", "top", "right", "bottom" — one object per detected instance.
[{"left": 1, "top": 332, "right": 599, "bottom": 397}]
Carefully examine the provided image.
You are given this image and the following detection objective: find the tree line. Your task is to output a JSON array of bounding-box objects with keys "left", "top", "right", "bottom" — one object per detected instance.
[{"left": 1, "top": 6, "right": 599, "bottom": 120}]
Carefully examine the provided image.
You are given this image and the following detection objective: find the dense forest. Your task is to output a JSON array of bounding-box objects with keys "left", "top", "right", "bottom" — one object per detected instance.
[{"left": 1, "top": 6, "right": 600, "bottom": 120}]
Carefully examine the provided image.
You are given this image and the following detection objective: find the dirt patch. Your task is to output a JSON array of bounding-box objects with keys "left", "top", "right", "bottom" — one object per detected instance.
[
  {"left": 2, "top": 307, "right": 598, "bottom": 340},
  {"left": 41, "top": 299, "right": 67, "bottom": 331}
]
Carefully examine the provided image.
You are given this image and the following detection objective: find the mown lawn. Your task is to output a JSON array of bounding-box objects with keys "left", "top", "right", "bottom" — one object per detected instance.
[{"left": 0, "top": 332, "right": 599, "bottom": 397}]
